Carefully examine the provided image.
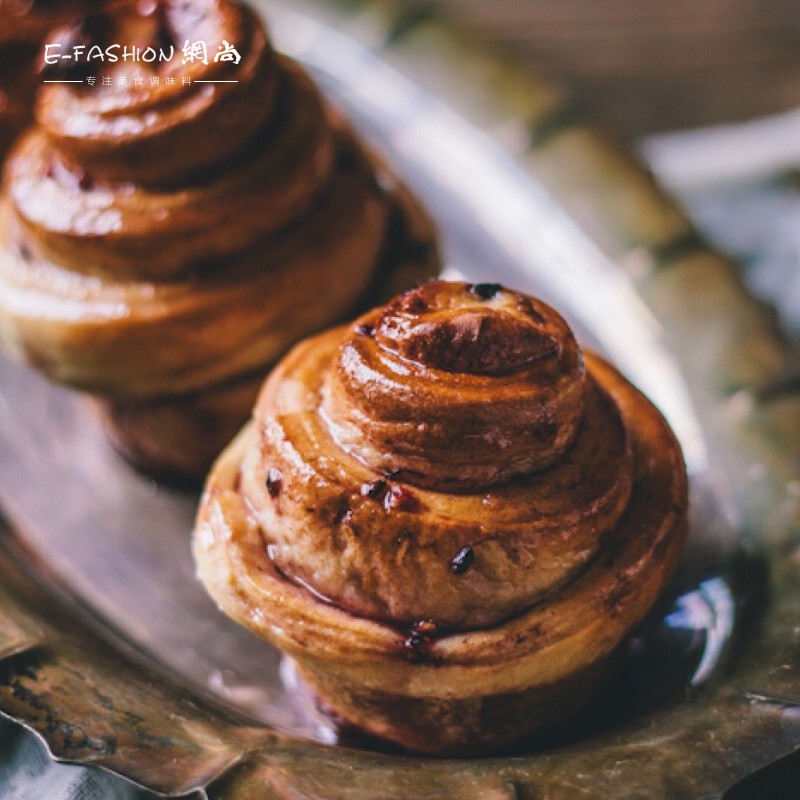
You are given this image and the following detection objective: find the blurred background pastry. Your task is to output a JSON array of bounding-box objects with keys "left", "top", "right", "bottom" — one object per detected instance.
[
  {"left": 0, "top": 0, "right": 439, "bottom": 480},
  {"left": 0, "top": 0, "right": 103, "bottom": 161},
  {"left": 193, "top": 280, "right": 689, "bottom": 754}
]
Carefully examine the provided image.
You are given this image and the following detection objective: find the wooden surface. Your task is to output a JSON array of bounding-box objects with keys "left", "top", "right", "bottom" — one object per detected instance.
[{"left": 426, "top": 0, "right": 800, "bottom": 141}]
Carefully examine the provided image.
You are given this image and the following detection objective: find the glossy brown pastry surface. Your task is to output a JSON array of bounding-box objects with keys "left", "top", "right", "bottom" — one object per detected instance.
[
  {"left": 241, "top": 282, "right": 633, "bottom": 629},
  {"left": 0, "top": 0, "right": 438, "bottom": 478},
  {"left": 194, "top": 280, "right": 689, "bottom": 754}
]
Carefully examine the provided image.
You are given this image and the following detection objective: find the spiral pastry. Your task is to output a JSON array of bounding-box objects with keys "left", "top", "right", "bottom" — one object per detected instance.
[
  {"left": 0, "top": 0, "right": 438, "bottom": 479},
  {"left": 0, "top": 0, "right": 102, "bottom": 160},
  {"left": 194, "top": 280, "right": 689, "bottom": 754}
]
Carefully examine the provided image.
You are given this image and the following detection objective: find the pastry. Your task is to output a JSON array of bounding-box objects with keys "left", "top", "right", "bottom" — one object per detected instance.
[
  {"left": 0, "top": 0, "right": 102, "bottom": 160},
  {"left": 0, "top": 0, "right": 438, "bottom": 480},
  {"left": 193, "top": 280, "right": 689, "bottom": 755}
]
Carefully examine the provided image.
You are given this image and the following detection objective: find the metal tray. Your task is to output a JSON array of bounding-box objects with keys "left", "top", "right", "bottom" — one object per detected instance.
[{"left": 1, "top": 1, "right": 798, "bottom": 797}]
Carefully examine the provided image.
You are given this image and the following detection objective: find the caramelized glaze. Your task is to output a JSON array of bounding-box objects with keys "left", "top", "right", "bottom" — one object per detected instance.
[{"left": 194, "top": 280, "right": 689, "bottom": 753}]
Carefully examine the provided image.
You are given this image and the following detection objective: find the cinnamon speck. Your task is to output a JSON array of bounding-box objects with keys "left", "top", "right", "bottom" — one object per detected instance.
[
  {"left": 266, "top": 467, "right": 283, "bottom": 498},
  {"left": 413, "top": 618, "right": 437, "bottom": 635},
  {"left": 332, "top": 502, "right": 351, "bottom": 525},
  {"left": 360, "top": 479, "right": 389, "bottom": 502},
  {"left": 450, "top": 546, "right": 475, "bottom": 575},
  {"left": 355, "top": 324, "right": 375, "bottom": 337},
  {"left": 384, "top": 485, "right": 420, "bottom": 513},
  {"left": 471, "top": 282, "right": 502, "bottom": 300},
  {"left": 403, "top": 619, "right": 438, "bottom": 663},
  {"left": 533, "top": 420, "right": 558, "bottom": 444}
]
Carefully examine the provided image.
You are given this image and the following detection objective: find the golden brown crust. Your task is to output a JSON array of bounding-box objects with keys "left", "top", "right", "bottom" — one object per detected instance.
[
  {"left": 0, "top": 0, "right": 439, "bottom": 477},
  {"left": 240, "top": 341, "right": 633, "bottom": 629},
  {"left": 36, "top": 2, "right": 278, "bottom": 189},
  {"left": 14, "top": 59, "right": 330, "bottom": 281},
  {"left": 324, "top": 281, "right": 587, "bottom": 490},
  {"left": 0, "top": 135, "right": 388, "bottom": 397},
  {"left": 193, "top": 280, "right": 689, "bottom": 752}
]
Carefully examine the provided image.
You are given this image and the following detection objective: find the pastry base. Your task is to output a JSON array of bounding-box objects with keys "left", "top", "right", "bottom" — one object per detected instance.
[
  {"left": 292, "top": 653, "right": 617, "bottom": 756},
  {"left": 91, "top": 372, "right": 264, "bottom": 485}
]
